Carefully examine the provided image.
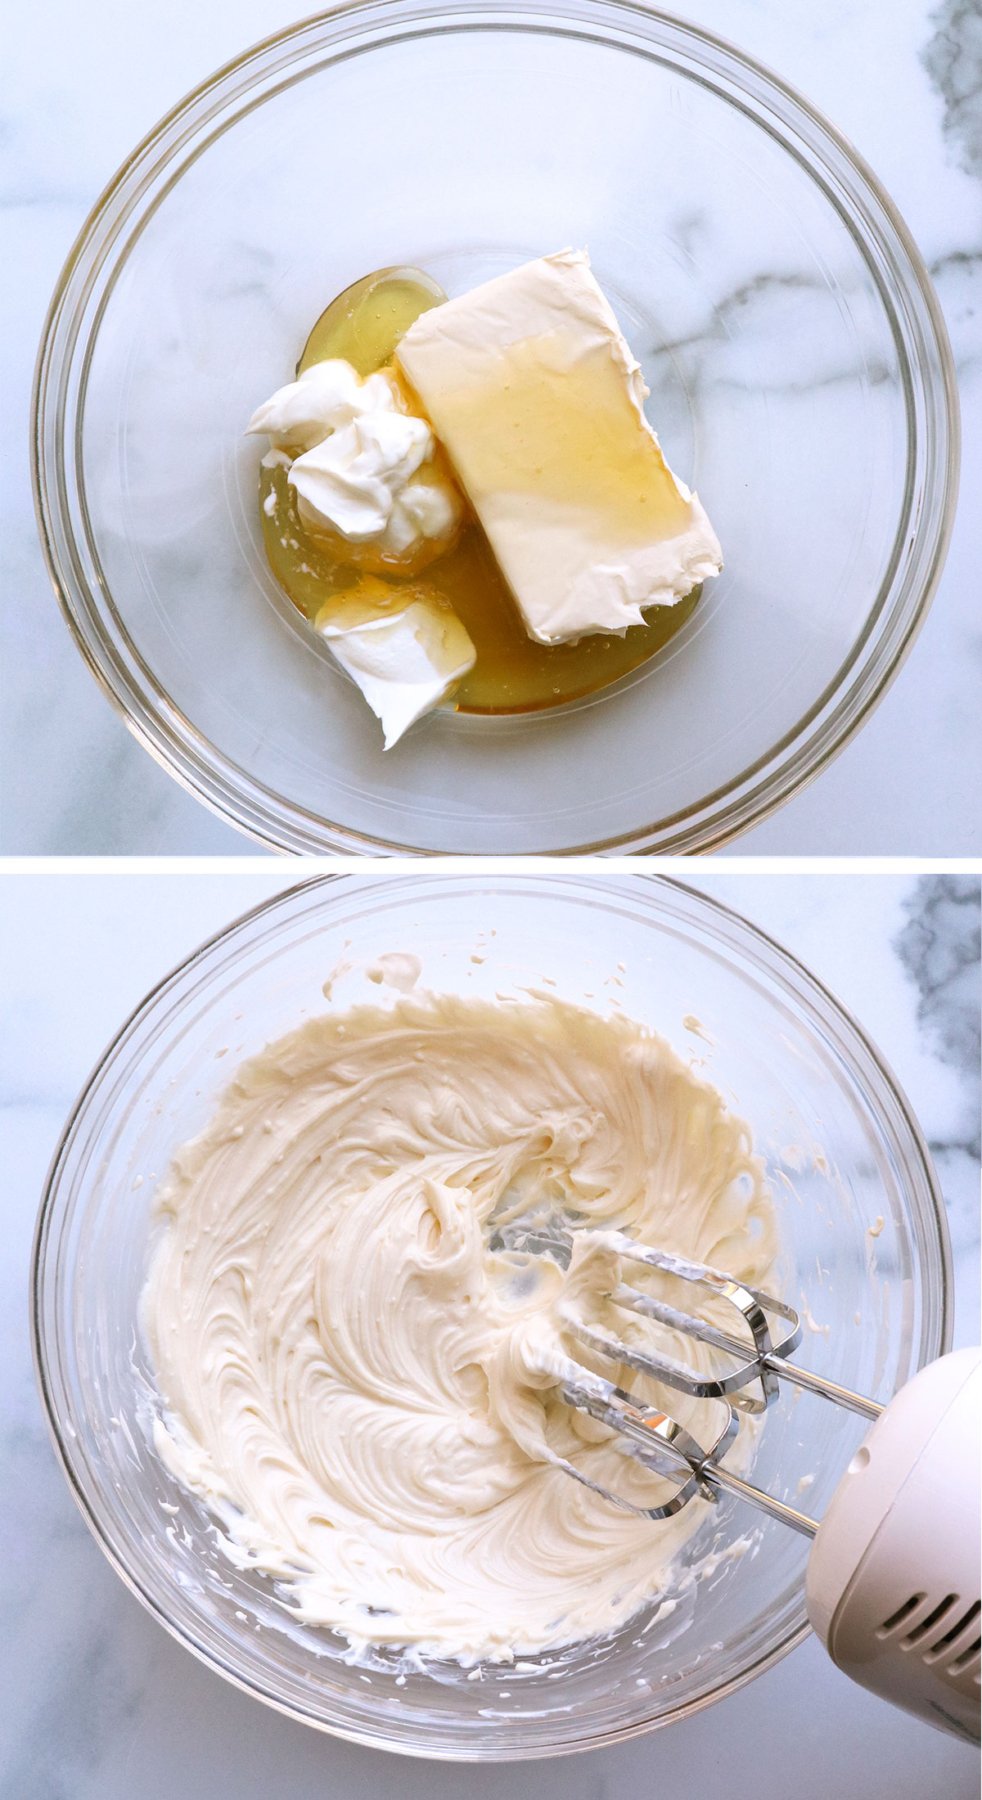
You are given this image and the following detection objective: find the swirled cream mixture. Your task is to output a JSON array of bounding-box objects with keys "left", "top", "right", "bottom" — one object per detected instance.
[{"left": 143, "top": 992, "right": 777, "bottom": 1663}]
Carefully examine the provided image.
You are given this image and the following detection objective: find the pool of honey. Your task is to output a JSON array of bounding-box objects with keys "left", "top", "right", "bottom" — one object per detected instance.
[{"left": 259, "top": 267, "right": 700, "bottom": 715}]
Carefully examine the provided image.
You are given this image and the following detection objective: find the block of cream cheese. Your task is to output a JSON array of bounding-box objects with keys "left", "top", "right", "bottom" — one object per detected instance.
[
  {"left": 315, "top": 594, "right": 475, "bottom": 749},
  {"left": 396, "top": 249, "right": 723, "bottom": 646}
]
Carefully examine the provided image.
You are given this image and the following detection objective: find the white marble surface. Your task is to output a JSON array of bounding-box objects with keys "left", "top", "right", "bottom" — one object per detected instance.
[
  {"left": 1, "top": 0, "right": 980, "bottom": 854},
  {"left": 1, "top": 872, "right": 979, "bottom": 1797}
]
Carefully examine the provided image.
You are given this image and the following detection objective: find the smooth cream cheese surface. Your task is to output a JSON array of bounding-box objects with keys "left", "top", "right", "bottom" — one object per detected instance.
[
  {"left": 396, "top": 250, "right": 723, "bottom": 645},
  {"left": 143, "top": 991, "right": 777, "bottom": 1663}
]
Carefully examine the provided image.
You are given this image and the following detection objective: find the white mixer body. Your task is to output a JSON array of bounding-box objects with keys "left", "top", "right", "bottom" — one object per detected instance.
[{"left": 806, "top": 1346, "right": 981, "bottom": 1743}]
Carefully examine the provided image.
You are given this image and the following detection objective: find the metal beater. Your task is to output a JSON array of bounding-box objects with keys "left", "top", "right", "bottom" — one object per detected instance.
[{"left": 502, "top": 1222, "right": 981, "bottom": 1742}]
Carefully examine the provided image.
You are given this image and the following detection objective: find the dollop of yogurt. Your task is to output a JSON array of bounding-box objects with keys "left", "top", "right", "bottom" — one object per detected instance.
[
  {"left": 247, "top": 359, "right": 462, "bottom": 562},
  {"left": 142, "top": 992, "right": 778, "bottom": 1663},
  {"left": 317, "top": 595, "right": 475, "bottom": 750}
]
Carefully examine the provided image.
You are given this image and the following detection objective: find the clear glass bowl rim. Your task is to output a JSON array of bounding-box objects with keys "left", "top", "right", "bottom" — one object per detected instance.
[
  {"left": 31, "top": 0, "right": 960, "bottom": 855},
  {"left": 30, "top": 873, "right": 954, "bottom": 1758}
]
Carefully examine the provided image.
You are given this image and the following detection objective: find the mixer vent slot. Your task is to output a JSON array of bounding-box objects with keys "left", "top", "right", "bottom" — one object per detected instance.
[
  {"left": 949, "top": 1642, "right": 981, "bottom": 1679},
  {"left": 924, "top": 1599, "right": 980, "bottom": 1662},
  {"left": 877, "top": 1594, "right": 925, "bottom": 1637},
  {"left": 902, "top": 1593, "right": 957, "bottom": 1648},
  {"left": 938, "top": 1598, "right": 982, "bottom": 1682}
]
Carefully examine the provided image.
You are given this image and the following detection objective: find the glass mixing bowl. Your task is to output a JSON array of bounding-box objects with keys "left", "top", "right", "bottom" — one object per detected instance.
[
  {"left": 32, "top": 2, "right": 957, "bottom": 853},
  {"left": 32, "top": 875, "right": 951, "bottom": 1758}
]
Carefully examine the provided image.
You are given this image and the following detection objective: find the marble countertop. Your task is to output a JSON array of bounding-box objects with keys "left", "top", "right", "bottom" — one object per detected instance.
[
  {"left": 2, "top": 872, "right": 979, "bottom": 1797},
  {"left": 2, "top": 0, "right": 980, "bottom": 855}
]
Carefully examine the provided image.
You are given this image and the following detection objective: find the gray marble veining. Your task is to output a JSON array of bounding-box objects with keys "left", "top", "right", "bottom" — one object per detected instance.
[
  {"left": 896, "top": 876, "right": 982, "bottom": 1273},
  {"left": 923, "top": 0, "right": 982, "bottom": 178},
  {"left": 896, "top": 875, "right": 981, "bottom": 1086}
]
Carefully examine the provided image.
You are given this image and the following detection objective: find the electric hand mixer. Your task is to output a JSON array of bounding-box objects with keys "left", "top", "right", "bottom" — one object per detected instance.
[{"left": 507, "top": 1225, "right": 981, "bottom": 1744}]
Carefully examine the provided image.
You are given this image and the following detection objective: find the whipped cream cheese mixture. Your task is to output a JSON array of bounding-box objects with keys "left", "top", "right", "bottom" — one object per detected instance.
[{"left": 143, "top": 990, "right": 777, "bottom": 1663}]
